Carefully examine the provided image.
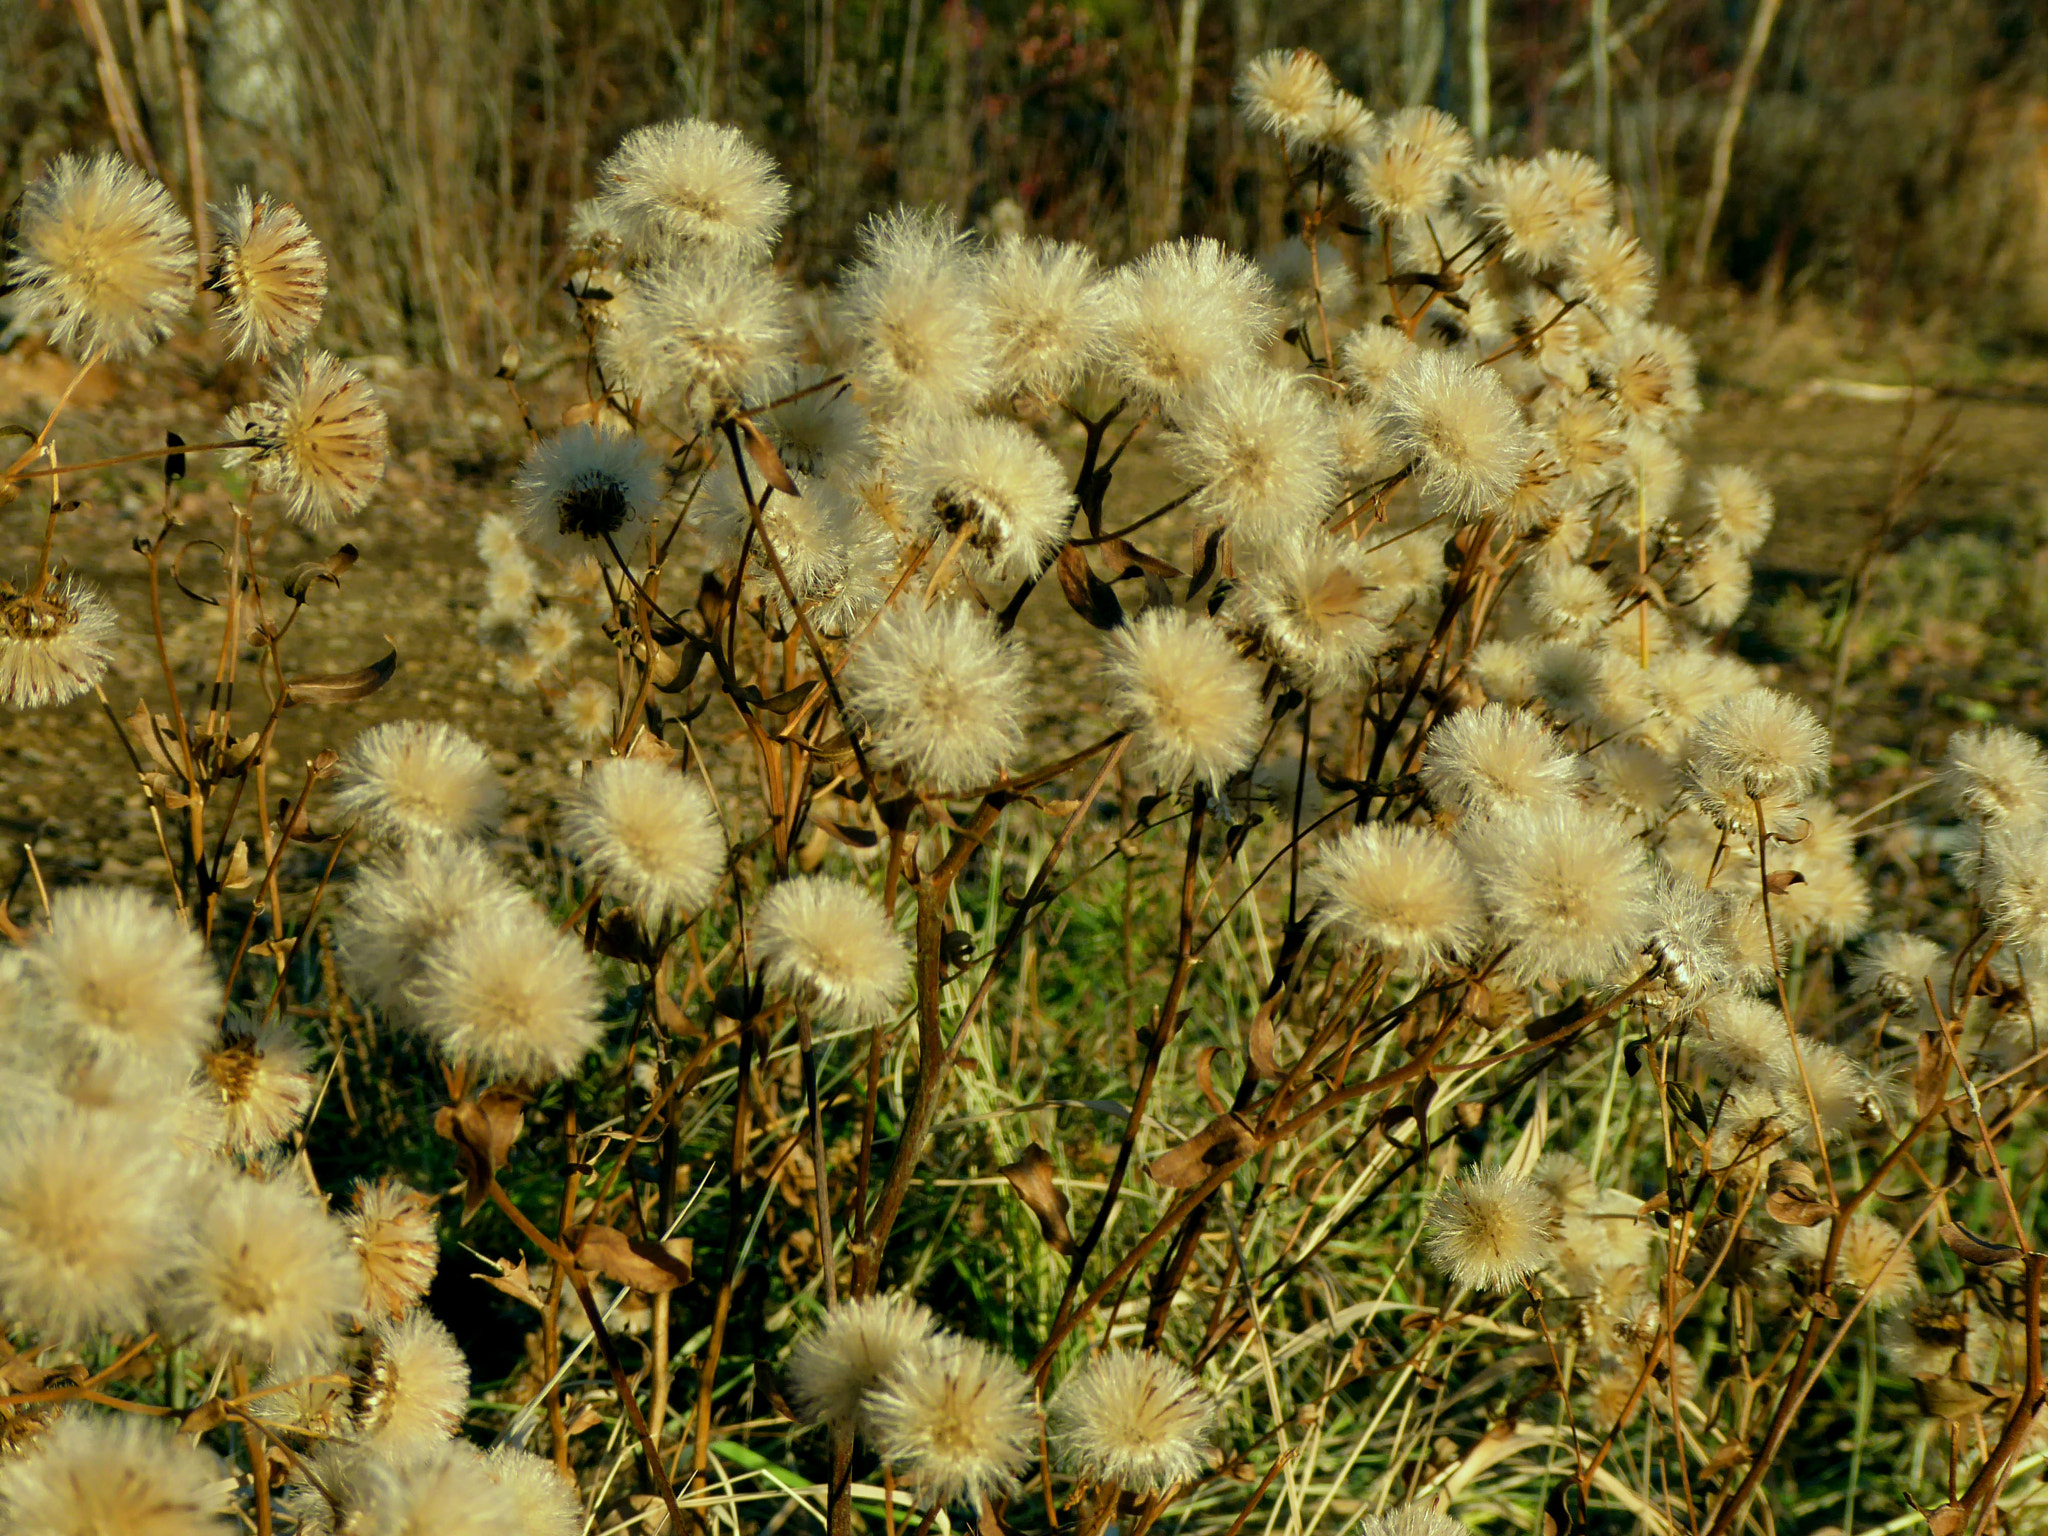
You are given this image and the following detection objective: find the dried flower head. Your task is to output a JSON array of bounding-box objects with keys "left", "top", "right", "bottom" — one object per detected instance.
[
  {"left": 756, "top": 876, "right": 910, "bottom": 1028},
  {"left": 1470, "top": 802, "right": 1653, "bottom": 985},
  {"left": 1425, "top": 1166, "right": 1556, "bottom": 1291},
  {"left": 1305, "top": 824, "right": 1484, "bottom": 972},
  {"left": 1692, "top": 995, "right": 1794, "bottom": 1084},
  {"left": 559, "top": 677, "right": 616, "bottom": 747},
  {"left": 1378, "top": 351, "right": 1531, "bottom": 521},
  {"left": 1346, "top": 106, "right": 1473, "bottom": 221},
  {"left": 335, "top": 841, "right": 526, "bottom": 1017},
  {"left": 1696, "top": 464, "right": 1775, "bottom": 555},
  {"left": 201, "top": 1022, "right": 315, "bottom": 1153},
  {"left": 1105, "top": 608, "right": 1264, "bottom": 791},
  {"left": 1358, "top": 1506, "right": 1471, "bottom": 1536},
  {"left": 230, "top": 350, "right": 388, "bottom": 528},
  {"left": 844, "top": 602, "right": 1029, "bottom": 792},
  {"left": 896, "top": 416, "right": 1074, "bottom": 581},
  {"left": 978, "top": 236, "right": 1111, "bottom": 401},
  {"left": 168, "top": 1170, "right": 358, "bottom": 1370},
  {"left": 0, "top": 1412, "right": 229, "bottom": 1536},
  {"left": 1049, "top": 1349, "right": 1214, "bottom": 1494},
  {"left": 840, "top": 206, "right": 993, "bottom": 421},
  {"left": 1849, "top": 932, "right": 1945, "bottom": 1014},
  {"left": 764, "top": 376, "right": 873, "bottom": 479},
  {"left": 354, "top": 1310, "right": 470, "bottom": 1448},
  {"left": 788, "top": 1292, "right": 939, "bottom": 1433},
  {"left": 561, "top": 757, "right": 725, "bottom": 930},
  {"left": 0, "top": 573, "right": 117, "bottom": 711},
  {"left": 333, "top": 720, "right": 504, "bottom": 845},
  {"left": 1471, "top": 157, "right": 1574, "bottom": 270},
  {"left": 868, "top": 1336, "right": 1039, "bottom": 1506},
  {"left": 1165, "top": 366, "right": 1340, "bottom": 546},
  {"left": 1103, "top": 238, "right": 1279, "bottom": 402},
  {"left": 1565, "top": 225, "right": 1656, "bottom": 321},
  {"left": 207, "top": 189, "right": 325, "bottom": 358},
  {"left": 482, "top": 1447, "right": 583, "bottom": 1536},
  {"left": 600, "top": 255, "right": 794, "bottom": 422},
  {"left": 346, "top": 1177, "right": 439, "bottom": 1321},
  {"left": 1236, "top": 48, "right": 1336, "bottom": 148},
  {"left": 317, "top": 1440, "right": 521, "bottom": 1535},
  {"left": 407, "top": 905, "right": 603, "bottom": 1081},
  {"left": 1690, "top": 687, "right": 1830, "bottom": 803},
  {"left": 1942, "top": 724, "right": 2048, "bottom": 829},
  {"left": 597, "top": 119, "right": 789, "bottom": 259},
  {"left": 0, "top": 1110, "right": 187, "bottom": 1342},
  {"left": 1228, "top": 534, "right": 1388, "bottom": 695},
  {"left": 513, "top": 423, "right": 665, "bottom": 559},
  {"left": 6, "top": 152, "right": 193, "bottom": 359},
  {"left": 27, "top": 886, "right": 221, "bottom": 1066},
  {"left": 1420, "top": 704, "right": 1585, "bottom": 818},
  {"left": 1776, "top": 1214, "right": 1919, "bottom": 1311}
]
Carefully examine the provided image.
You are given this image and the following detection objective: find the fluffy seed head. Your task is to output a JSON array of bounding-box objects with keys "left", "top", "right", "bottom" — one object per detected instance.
[
  {"left": 1421, "top": 704, "right": 1585, "bottom": 818},
  {"left": 896, "top": 416, "right": 1074, "bottom": 580},
  {"left": 1165, "top": 367, "right": 1341, "bottom": 546},
  {"left": 1102, "top": 238, "right": 1279, "bottom": 402},
  {"left": 1305, "top": 824, "right": 1483, "bottom": 972},
  {"left": 1696, "top": 464, "right": 1775, "bottom": 555},
  {"left": 0, "top": 573, "right": 118, "bottom": 710},
  {"left": 978, "top": 237, "right": 1111, "bottom": 401},
  {"left": 1358, "top": 1507, "right": 1471, "bottom": 1536},
  {"left": 1692, "top": 995, "right": 1794, "bottom": 1084},
  {"left": 0, "top": 1110, "right": 188, "bottom": 1342},
  {"left": 6, "top": 152, "right": 193, "bottom": 359},
  {"left": 867, "top": 1337, "right": 1040, "bottom": 1506},
  {"left": 230, "top": 351, "right": 388, "bottom": 528},
  {"left": 1228, "top": 534, "right": 1388, "bottom": 695},
  {"left": 317, "top": 1441, "right": 521, "bottom": 1535},
  {"left": 600, "top": 255, "right": 794, "bottom": 422},
  {"left": 844, "top": 603, "right": 1030, "bottom": 792},
  {"left": 334, "top": 841, "right": 527, "bottom": 1017},
  {"left": 561, "top": 757, "right": 725, "bottom": 930},
  {"left": 482, "top": 1447, "right": 583, "bottom": 1536},
  {"left": 1470, "top": 802, "right": 1654, "bottom": 984},
  {"left": 168, "top": 1171, "right": 358, "bottom": 1371},
  {"left": 0, "top": 1412, "right": 228, "bottom": 1536},
  {"left": 756, "top": 876, "right": 910, "bottom": 1027},
  {"left": 332, "top": 720, "right": 504, "bottom": 845},
  {"left": 1338, "top": 323, "right": 1417, "bottom": 397},
  {"left": 1106, "top": 608, "right": 1264, "bottom": 791},
  {"left": 1776, "top": 1214, "right": 1919, "bottom": 1312},
  {"left": 1049, "top": 1349, "right": 1215, "bottom": 1494},
  {"left": 1236, "top": 48, "right": 1336, "bottom": 147},
  {"left": 1943, "top": 724, "right": 2048, "bottom": 829},
  {"left": 1600, "top": 322, "right": 1700, "bottom": 429},
  {"left": 787, "top": 1292, "right": 939, "bottom": 1433},
  {"left": 207, "top": 189, "right": 325, "bottom": 358},
  {"left": 201, "top": 1023, "right": 315, "bottom": 1153},
  {"left": 560, "top": 678, "right": 617, "bottom": 747},
  {"left": 407, "top": 905, "right": 603, "bottom": 1081},
  {"left": 840, "top": 207, "right": 994, "bottom": 421},
  {"left": 1849, "top": 932, "right": 1945, "bottom": 1014},
  {"left": 1565, "top": 225, "right": 1656, "bottom": 320},
  {"left": 597, "top": 119, "right": 789, "bottom": 259},
  {"left": 354, "top": 1311, "right": 470, "bottom": 1448},
  {"left": 1690, "top": 687, "right": 1830, "bottom": 802},
  {"left": 1378, "top": 351, "right": 1531, "bottom": 521},
  {"left": 512, "top": 423, "right": 665, "bottom": 558},
  {"left": 1537, "top": 148, "right": 1614, "bottom": 236},
  {"left": 1261, "top": 237, "right": 1359, "bottom": 326},
  {"left": 1471, "top": 158, "right": 1574, "bottom": 270},
  {"left": 1346, "top": 106, "right": 1473, "bottom": 220},
  {"left": 346, "top": 1177, "right": 439, "bottom": 1322},
  {"left": 1425, "top": 1166, "right": 1556, "bottom": 1290},
  {"left": 28, "top": 887, "right": 221, "bottom": 1066}
]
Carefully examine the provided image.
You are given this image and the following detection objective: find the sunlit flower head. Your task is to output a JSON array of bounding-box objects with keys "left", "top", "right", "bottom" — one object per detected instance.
[
  {"left": 1468, "top": 801, "right": 1653, "bottom": 985},
  {"left": 168, "top": 1169, "right": 359, "bottom": 1371},
  {"left": 599, "top": 254, "right": 794, "bottom": 422},
  {"left": 844, "top": 602, "right": 1030, "bottom": 792},
  {"left": 230, "top": 350, "right": 388, "bottom": 528},
  {"left": 1165, "top": 366, "right": 1341, "bottom": 547},
  {"left": 407, "top": 904, "right": 603, "bottom": 1082},
  {"left": 6, "top": 152, "right": 193, "bottom": 359},
  {"left": 1236, "top": 48, "right": 1336, "bottom": 148},
  {"left": 1425, "top": 1166, "right": 1555, "bottom": 1291},
  {"left": 978, "top": 236, "right": 1112, "bottom": 401},
  {"left": 0, "top": 573, "right": 118, "bottom": 711},
  {"left": 1102, "top": 238, "right": 1279, "bottom": 402},
  {"left": 1345, "top": 106, "right": 1473, "bottom": 221},
  {"left": 840, "top": 206, "right": 993, "bottom": 421},
  {"left": 788, "top": 1291, "right": 939, "bottom": 1433},
  {"left": 1106, "top": 608, "right": 1264, "bottom": 791},
  {"left": 354, "top": 1309, "right": 471, "bottom": 1449},
  {"left": 895, "top": 415, "right": 1074, "bottom": 581},
  {"left": 868, "top": 1336, "right": 1039, "bottom": 1506},
  {"left": 0, "top": 1412, "right": 229, "bottom": 1536},
  {"left": 27, "top": 886, "right": 220, "bottom": 1066},
  {"left": 1420, "top": 703, "right": 1584, "bottom": 819},
  {"left": 1306, "top": 823, "right": 1484, "bottom": 971},
  {"left": 1049, "top": 1349, "right": 1215, "bottom": 1494},
  {"left": 1227, "top": 533, "right": 1388, "bottom": 696},
  {"left": 335, "top": 840, "right": 527, "bottom": 1017},
  {"left": 201, "top": 1022, "right": 315, "bottom": 1153},
  {"left": 207, "top": 188, "right": 326, "bottom": 359},
  {"left": 346, "top": 1176, "right": 440, "bottom": 1322},
  {"left": 561, "top": 756, "right": 725, "bottom": 930},
  {"left": 756, "top": 876, "right": 910, "bottom": 1028},
  {"left": 332, "top": 719, "right": 504, "bottom": 845},
  {"left": 597, "top": 118, "right": 789, "bottom": 259},
  {"left": 513, "top": 423, "right": 666, "bottom": 558},
  {"left": 1377, "top": 351, "right": 1530, "bottom": 521}
]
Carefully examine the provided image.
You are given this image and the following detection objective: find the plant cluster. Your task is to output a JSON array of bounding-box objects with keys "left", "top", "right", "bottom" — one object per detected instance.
[{"left": 3, "top": 42, "right": 2047, "bottom": 1536}]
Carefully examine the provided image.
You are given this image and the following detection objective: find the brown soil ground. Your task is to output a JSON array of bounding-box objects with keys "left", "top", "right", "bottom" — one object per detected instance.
[{"left": 5, "top": 338, "right": 2048, "bottom": 896}]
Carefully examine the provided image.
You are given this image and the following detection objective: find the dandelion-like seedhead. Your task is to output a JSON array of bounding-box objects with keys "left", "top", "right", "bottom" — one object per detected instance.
[
  {"left": 6, "top": 152, "right": 193, "bottom": 359},
  {"left": 1165, "top": 365, "right": 1341, "bottom": 546},
  {"left": 345, "top": 1177, "right": 439, "bottom": 1322},
  {"left": 167, "top": 1170, "right": 359, "bottom": 1371},
  {"left": 0, "top": 1411, "right": 229, "bottom": 1536},
  {"left": 1048, "top": 1349, "right": 1215, "bottom": 1493},
  {"left": 231, "top": 350, "right": 389, "bottom": 528},
  {"left": 354, "top": 1310, "right": 471, "bottom": 1448},
  {"left": 1306, "top": 823, "right": 1484, "bottom": 972},
  {"left": 407, "top": 904, "right": 603, "bottom": 1082},
  {"left": 756, "top": 876, "right": 910, "bottom": 1027},
  {"left": 978, "top": 236, "right": 1111, "bottom": 401},
  {"left": 597, "top": 118, "right": 790, "bottom": 259},
  {"left": 866, "top": 1336, "right": 1039, "bottom": 1506},
  {"left": 1425, "top": 1166, "right": 1556, "bottom": 1291},
  {"left": 1470, "top": 801, "right": 1654, "bottom": 985},
  {"left": 844, "top": 602, "right": 1029, "bottom": 791},
  {"left": 1421, "top": 703, "right": 1584, "bottom": 818},
  {"left": 1105, "top": 607, "right": 1264, "bottom": 791},
  {"left": 201, "top": 1023, "right": 316, "bottom": 1153},
  {"left": 513, "top": 423, "right": 665, "bottom": 558},
  {"left": 840, "top": 206, "right": 994, "bottom": 421},
  {"left": 896, "top": 415, "right": 1074, "bottom": 580},
  {"left": 332, "top": 719, "right": 505, "bottom": 846},
  {"left": 560, "top": 756, "right": 726, "bottom": 930},
  {"left": 0, "top": 572, "right": 119, "bottom": 710},
  {"left": 602, "top": 254, "right": 794, "bottom": 421},
  {"left": 1235, "top": 48, "right": 1336, "bottom": 149},
  {"left": 27, "top": 886, "right": 221, "bottom": 1066},
  {"left": 1103, "top": 237, "right": 1279, "bottom": 402},
  {"left": 1378, "top": 351, "right": 1531, "bottom": 521},
  {"left": 787, "top": 1291, "right": 939, "bottom": 1432},
  {"left": 208, "top": 188, "right": 326, "bottom": 359}
]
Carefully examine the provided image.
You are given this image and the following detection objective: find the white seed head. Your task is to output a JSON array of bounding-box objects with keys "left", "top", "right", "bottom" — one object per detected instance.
[
  {"left": 844, "top": 602, "right": 1030, "bottom": 792},
  {"left": 1105, "top": 608, "right": 1264, "bottom": 791},
  {"left": 1048, "top": 1349, "right": 1215, "bottom": 1494},
  {"left": 406, "top": 904, "right": 603, "bottom": 1082},
  {"left": 787, "top": 1291, "right": 940, "bottom": 1433},
  {"left": 1305, "top": 823, "right": 1484, "bottom": 972},
  {"left": 597, "top": 119, "right": 789, "bottom": 259},
  {"left": 756, "top": 875, "right": 910, "bottom": 1028},
  {"left": 560, "top": 757, "right": 726, "bottom": 929},
  {"left": 1424, "top": 1166, "right": 1556, "bottom": 1291},
  {"left": 512, "top": 423, "right": 665, "bottom": 559},
  {"left": 332, "top": 720, "right": 505, "bottom": 845},
  {"left": 867, "top": 1336, "right": 1039, "bottom": 1506}
]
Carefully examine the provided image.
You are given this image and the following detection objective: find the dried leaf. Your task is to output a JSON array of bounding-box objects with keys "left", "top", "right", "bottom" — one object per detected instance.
[
  {"left": 562, "top": 401, "right": 601, "bottom": 427},
  {"left": 1914, "top": 1031, "right": 1949, "bottom": 1120},
  {"left": 217, "top": 731, "right": 264, "bottom": 779},
  {"left": 1936, "top": 1222, "right": 2024, "bottom": 1268},
  {"left": 1187, "top": 525, "right": 1227, "bottom": 602},
  {"left": 1247, "top": 1008, "right": 1282, "bottom": 1078},
  {"left": 998, "top": 1143, "right": 1075, "bottom": 1255},
  {"left": 474, "top": 1254, "right": 546, "bottom": 1311},
  {"left": 1915, "top": 1375, "right": 2006, "bottom": 1423},
  {"left": 754, "top": 1360, "right": 798, "bottom": 1422},
  {"left": 1148, "top": 1113, "right": 1256, "bottom": 1188},
  {"left": 434, "top": 1090, "right": 529, "bottom": 1220},
  {"left": 284, "top": 544, "right": 358, "bottom": 603},
  {"left": 1763, "top": 869, "right": 1805, "bottom": 895},
  {"left": 1194, "top": 1046, "right": 1230, "bottom": 1115},
  {"left": 1924, "top": 1504, "right": 1966, "bottom": 1536},
  {"left": 221, "top": 839, "right": 258, "bottom": 891},
  {"left": 180, "top": 1399, "right": 229, "bottom": 1435},
  {"left": 1698, "top": 1441, "right": 1750, "bottom": 1479},
  {"left": 1764, "top": 1159, "right": 1832, "bottom": 1227},
  {"left": 574, "top": 1225, "right": 694, "bottom": 1294},
  {"left": 171, "top": 538, "right": 225, "bottom": 606},
  {"left": 283, "top": 644, "right": 397, "bottom": 706},
  {"left": 1055, "top": 543, "right": 1123, "bottom": 630},
  {"left": 815, "top": 819, "right": 879, "bottom": 851},
  {"left": 735, "top": 412, "right": 800, "bottom": 496}
]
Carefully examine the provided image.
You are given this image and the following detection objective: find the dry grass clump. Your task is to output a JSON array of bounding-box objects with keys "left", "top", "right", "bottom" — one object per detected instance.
[{"left": 4, "top": 46, "right": 2048, "bottom": 1536}]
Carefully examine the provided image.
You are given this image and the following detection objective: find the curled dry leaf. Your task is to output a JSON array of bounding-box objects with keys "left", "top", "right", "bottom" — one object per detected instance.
[
  {"left": 1149, "top": 1112, "right": 1257, "bottom": 1188},
  {"left": 573, "top": 1225, "right": 694, "bottom": 1294},
  {"left": 1056, "top": 543, "right": 1123, "bottom": 630},
  {"left": 1763, "top": 1160, "right": 1833, "bottom": 1227},
  {"left": 998, "top": 1142, "right": 1075, "bottom": 1255},
  {"left": 283, "top": 643, "right": 398, "bottom": 706},
  {"left": 1936, "top": 1221, "right": 2024, "bottom": 1268},
  {"left": 434, "top": 1089, "right": 530, "bottom": 1219}
]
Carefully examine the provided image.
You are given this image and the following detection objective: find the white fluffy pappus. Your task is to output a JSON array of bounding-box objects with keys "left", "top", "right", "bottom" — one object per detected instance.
[
  {"left": 866, "top": 1336, "right": 1040, "bottom": 1507},
  {"left": 977, "top": 236, "right": 1112, "bottom": 401},
  {"left": 406, "top": 903, "right": 604, "bottom": 1082},
  {"left": 1164, "top": 366, "right": 1341, "bottom": 547},
  {"left": 1419, "top": 703, "right": 1585, "bottom": 819},
  {"left": 0, "top": 1411, "right": 229, "bottom": 1536},
  {"left": 843, "top": 602, "right": 1030, "bottom": 792},
  {"left": 755, "top": 875, "right": 910, "bottom": 1028},
  {"left": 0, "top": 572, "right": 119, "bottom": 710},
  {"left": 1226, "top": 533, "right": 1389, "bottom": 695},
  {"left": 1105, "top": 608, "right": 1265, "bottom": 791},
  {"left": 560, "top": 756, "right": 726, "bottom": 930},
  {"left": 1048, "top": 1348, "right": 1216, "bottom": 1494},
  {"left": 334, "top": 841, "right": 528, "bottom": 1018},
  {"left": 1304, "top": 823, "right": 1485, "bottom": 972},
  {"left": 598, "top": 254, "right": 794, "bottom": 422},
  {"left": 354, "top": 1310, "right": 472, "bottom": 1449},
  {"left": 1235, "top": 47, "right": 1336, "bottom": 148},
  {"left": 596, "top": 118, "right": 790, "bottom": 259},
  {"left": 1377, "top": 351, "right": 1531, "bottom": 522},
  {"left": 839, "top": 206, "right": 994, "bottom": 421},
  {"left": 1467, "top": 801, "right": 1654, "bottom": 985},
  {"left": 895, "top": 415, "right": 1074, "bottom": 581},
  {"left": 512, "top": 423, "right": 666, "bottom": 559},
  {"left": 787, "top": 1291, "right": 940, "bottom": 1433},
  {"left": 1101, "top": 238, "right": 1279, "bottom": 402},
  {"left": 1424, "top": 1165, "right": 1556, "bottom": 1291},
  {"left": 1345, "top": 105, "right": 1473, "bottom": 221},
  {"left": 331, "top": 719, "right": 505, "bottom": 845},
  {"left": 25, "top": 885, "right": 222, "bottom": 1066}
]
